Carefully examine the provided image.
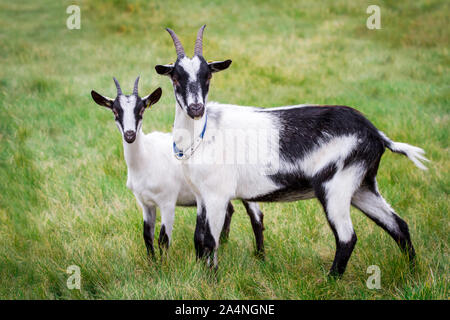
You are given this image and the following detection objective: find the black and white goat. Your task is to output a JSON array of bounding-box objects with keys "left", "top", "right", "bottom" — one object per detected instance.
[
  {"left": 90, "top": 77, "right": 265, "bottom": 258},
  {"left": 155, "top": 26, "right": 429, "bottom": 276}
]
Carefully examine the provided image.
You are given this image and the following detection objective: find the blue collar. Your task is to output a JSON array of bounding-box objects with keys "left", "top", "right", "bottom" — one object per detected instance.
[{"left": 173, "top": 113, "right": 208, "bottom": 159}]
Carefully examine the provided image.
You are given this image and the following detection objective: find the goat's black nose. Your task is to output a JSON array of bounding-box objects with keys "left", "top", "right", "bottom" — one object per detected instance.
[
  {"left": 124, "top": 130, "right": 136, "bottom": 143},
  {"left": 189, "top": 103, "right": 203, "bottom": 109},
  {"left": 187, "top": 103, "right": 205, "bottom": 119}
]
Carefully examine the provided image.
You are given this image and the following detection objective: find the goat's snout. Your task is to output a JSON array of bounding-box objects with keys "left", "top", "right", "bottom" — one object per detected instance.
[
  {"left": 124, "top": 130, "right": 136, "bottom": 143},
  {"left": 187, "top": 103, "right": 205, "bottom": 119}
]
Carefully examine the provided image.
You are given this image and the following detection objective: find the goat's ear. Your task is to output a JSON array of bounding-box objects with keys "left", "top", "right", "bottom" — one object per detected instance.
[
  {"left": 91, "top": 90, "right": 114, "bottom": 109},
  {"left": 142, "top": 87, "right": 162, "bottom": 109},
  {"left": 208, "top": 59, "right": 232, "bottom": 73},
  {"left": 155, "top": 64, "right": 174, "bottom": 76}
]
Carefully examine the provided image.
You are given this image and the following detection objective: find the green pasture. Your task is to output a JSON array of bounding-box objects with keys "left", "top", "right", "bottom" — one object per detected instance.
[{"left": 0, "top": 0, "right": 448, "bottom": 299}]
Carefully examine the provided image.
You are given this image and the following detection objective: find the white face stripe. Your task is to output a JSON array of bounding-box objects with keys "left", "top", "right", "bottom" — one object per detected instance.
[
  {"left": 119, "top": 95, "right": 138, "bottom": 133},
  {"left": 179, "top": 56, "right": 201, "bottom": 81},
  {"left": 178, "top": 56, "right": 204, "bottom": 107},
  {"left": 186, "top": 86, "right": 203, "bottom": 107}
]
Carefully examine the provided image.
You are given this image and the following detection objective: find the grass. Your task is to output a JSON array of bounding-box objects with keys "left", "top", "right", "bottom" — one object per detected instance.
[{"left": 0, "top": 0, "right": 448, "bottom": 299}]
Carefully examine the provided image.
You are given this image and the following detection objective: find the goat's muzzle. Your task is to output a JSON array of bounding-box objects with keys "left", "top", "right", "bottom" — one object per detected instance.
[
  {"left": 187, "top": 103, "right": 205, "bottom": 119},
  {"left": 124, "top": 130, "right": 136, "bottom": 143}
]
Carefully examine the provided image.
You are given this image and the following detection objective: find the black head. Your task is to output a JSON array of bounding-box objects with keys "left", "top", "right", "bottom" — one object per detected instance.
[
  {"left": 91, "top": 77, "right": 162, "bottom": 143},
  {"left": 155, "top": 25, "right": 231, "bottom": 120}
]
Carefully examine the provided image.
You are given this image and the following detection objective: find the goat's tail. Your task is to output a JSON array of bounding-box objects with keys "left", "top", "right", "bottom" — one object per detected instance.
[{"left": 379, "top": 131, "right": 429, "bottom": 170}]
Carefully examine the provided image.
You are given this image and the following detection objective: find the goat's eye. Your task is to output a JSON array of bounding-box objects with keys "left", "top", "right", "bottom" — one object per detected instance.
[
  {"left": 113, "top": 109, "right": 119, "bottom": 117},
  {"left": 172, "top": 77, "right": 179, "bottom": 86}
]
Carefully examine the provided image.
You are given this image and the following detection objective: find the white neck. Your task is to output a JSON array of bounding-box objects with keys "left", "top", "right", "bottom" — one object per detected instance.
[
  {"left": 123, "top": 128, "right": 147, "bottom": 170},
  {"left": 173, "top": 104, "right": 207, "bottom": 151}
]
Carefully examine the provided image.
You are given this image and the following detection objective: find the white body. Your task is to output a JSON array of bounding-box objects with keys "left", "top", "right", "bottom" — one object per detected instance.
[
  {"left": 125, "top": 129, "right": 195, "bottom": 243},
  {"left": 174, "top": 101, "right": 427, "bottom": 269},
  {"left": 157, "top": 27, "right": 427, "bottom": 274},
  {"left": 175, "top": 103, "right": 285, "bottom": 248}
]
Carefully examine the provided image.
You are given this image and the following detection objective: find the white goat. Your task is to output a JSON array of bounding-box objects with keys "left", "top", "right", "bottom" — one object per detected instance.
[{"left": 155, "top": 26, "right": 429, "bottom": 276}]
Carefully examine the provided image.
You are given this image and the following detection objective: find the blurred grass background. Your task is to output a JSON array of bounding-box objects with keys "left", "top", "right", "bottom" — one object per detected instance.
[{"left": 0, "top": 0, "right": 448, "bottom": 299}]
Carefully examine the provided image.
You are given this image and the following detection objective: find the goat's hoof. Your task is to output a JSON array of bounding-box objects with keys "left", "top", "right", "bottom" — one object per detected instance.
[
  {"left": 254, "top": 249, "right": 265, "bottom": 260},
  {"left": 327, "top": 270, "right": 344, "bottom": 280}
]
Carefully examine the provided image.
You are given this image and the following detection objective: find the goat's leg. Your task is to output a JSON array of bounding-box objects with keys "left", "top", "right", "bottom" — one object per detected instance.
[
  {"left": 317, "top": 193, "right": 357, "bottom": 277},
  {"left": 219, "top": 202, "right": 234, "bottom": 244},
  {"left": 142, "top": 205, "right": 157, "bottom": 259},
  {"left": 352, "top": 185, "right": 415, "bottom": 263},
  {"left": 315, "top": 166, "right": 362, "bottom": 277},
  {"left": 194, "top": 199, "right": 207, "bottom": 260},
  {"left": 158, "top": 204, "right": 175, "bottom": 259},
  {"left": 242, "top": 200, "right": 265, "bottom": 256},
  {"left": 195, "top": 196, "right": 229, "bottom": 269}
]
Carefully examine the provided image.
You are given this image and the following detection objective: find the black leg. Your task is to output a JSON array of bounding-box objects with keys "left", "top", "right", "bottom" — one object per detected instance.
[
  {"left": 142, "top": 205, "right": 156, "bottom": 260},
  {"left": 329, "top": 233, "right": 358, "bottom": 277},
  {"left": 193, "top": 203, "right": 218, "bottom": 269},
  {"left": 194, "top": 204, "right": 207, "bottom": 259},
  {"left": 391, "top": 214, "right": 416, "bottom": 263},
  {"left": 220, "top": 202, "right": 234, "bottom": 243},
  {"left": 242, "top": 201, "right": 265, "bottom": 256},
  {"left": 158, "top": 224, "right": 170, "bottom": 257},
  {"left": 143, "top": 220, "right": 155, "bottom": 258}
]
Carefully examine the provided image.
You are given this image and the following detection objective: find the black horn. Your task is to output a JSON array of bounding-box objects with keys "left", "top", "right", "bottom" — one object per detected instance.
[
  {"left": 113, "top": 77, "right": 123, "bottom": 95},
  {"left": 166, "top": 28, "right": 185, "bottom": 59},
  {"left": 194, "top": 25, "right": 206, "bottom": 56},
  {"left": 133, "top": 76, "right": 140, "bottom": 96}
]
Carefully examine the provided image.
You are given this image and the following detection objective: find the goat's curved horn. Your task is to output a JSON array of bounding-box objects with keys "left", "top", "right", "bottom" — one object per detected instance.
[
  {"left": 166, "top": 28, "right": 185, "bottom": 59},
  {"left": 133, "top": 76, "right": 140, "bottom": 96},
  {"left": 113, "top": 77, "right": 123, "bottom": 95},
  {"left": 194, "top": 25, "right": 206, "bottom": 56}
]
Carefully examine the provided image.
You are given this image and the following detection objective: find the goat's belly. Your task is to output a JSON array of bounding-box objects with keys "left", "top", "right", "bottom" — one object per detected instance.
[
  {"left": 245, "top": 187, "right": 315, "bottom": 202},
  {"left": 176, "top": 187, "right": 196, "bottom": 207}
]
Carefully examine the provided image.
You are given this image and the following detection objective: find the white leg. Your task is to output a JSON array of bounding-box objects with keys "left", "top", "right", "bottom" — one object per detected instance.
[
  {"left": 352, "top": 185, "right": 415, "bottom": 260},
  {"left": 317, "top": 165, "right": 364, "bottom": 276}
]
